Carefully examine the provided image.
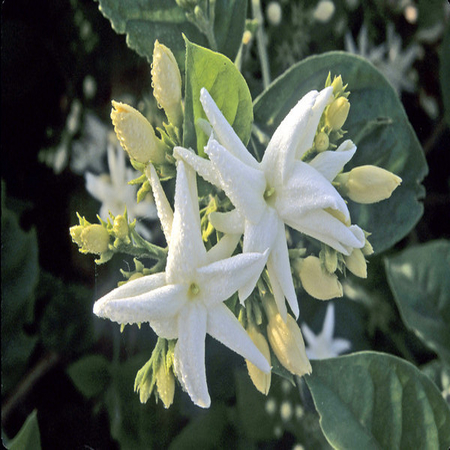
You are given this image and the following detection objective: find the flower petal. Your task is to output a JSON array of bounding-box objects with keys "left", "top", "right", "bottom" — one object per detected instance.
[
  {"left": 308, "top": 140, "right": 356, "bottom": 181},
  {"left": 166, "top": 161, "right": 207, "bottom": 283},
  {"left": 206, "top": 139, "right": 267, "bottom": 223},
  {"left": 150, "top": 317, "right": 178, "bottom": 339},
  {"left": 207, "top": 303, "right": 271, "bottom": 373},
  {"left": 205, "top": 233, "right": 241, "bottom": 264},
  {"left": 174, "top": 302, "right": 210, "bottom": 408},
  {"left": 200, "top": 88, "right": 260, "bottom": 170},
  {"left": 209, "top": 209, "right": 244, "bottom": 234}
]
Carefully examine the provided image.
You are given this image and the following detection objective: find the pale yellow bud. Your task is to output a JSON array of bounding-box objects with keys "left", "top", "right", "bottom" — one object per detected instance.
[
  {"left": 315, "top": 131, "right": 329, "bottom": 152},
  {"left": 80, "top": 224, "right": 110, "bottom": 254},
  {"left": 129, "top": 273, "right": 144, "bottom": 281},
  {"left": 156, "top": 364, "right": 175, "bottom": 409},
  {"left": 326, "top": 97, "right": 350, "bottom": 130},
  {"left": 362, "top": 238, "right": 374, "bottom": 256},
  {"left": 69, "top": 225, "right": 84, "bottom": 247},
  {"left": 111, "top": 101, "right": 167, "bottom": 165},
  {"left": 246, "top": 326, "right": 271, "bottom": 395},
  {"left": 264, "top": 296, "right": 312, "bottom": 377},
  {"left": 299, "top": 256, "right": 343, "bottom": 300},
  {"left": 344, "top": 248, "right": 367, "bottom": 278},
  {"left": 151, "top": 40, "right": 183, "bottom": 129},
  {"left": 331, "top": 75, "right": 344, "bottom": 95},
  {"left": 113, "top": 215, "right": 129, "bottom": 239},
  {"left": 335, "top": 165, "right": 402, "bottom": 204}
]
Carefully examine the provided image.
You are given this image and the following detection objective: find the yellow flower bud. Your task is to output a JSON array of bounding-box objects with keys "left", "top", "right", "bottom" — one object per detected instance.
[
  {"left": 344, "top": 248, "right": 367, "bottom": 278},
  {"left": 156, "top": 364, "right": 175, "bottom": 409},
  {"left": 79, "top": 224, "right": 110, "bottom": 254},
  {"left": 69, "top": 225, "right": 84, "bottom": 247},
  {"left": 335, "top": 165, "right": 402, "bottom": 204},
  {"left": 264, "top": 296, "right": 312, "bottom": 377},
  {"left": 151, "top": 40, "right": 183, "bottom": 129},
  {"left": 111, "top": 101, "right": 167, "bottom": 165},
  {"left": 299, "top": 256, "right": 343, "bottom": 300},
  {"left": 331, "top": 75, "right": 344, "bottom": 95},
  {"left": 129, "top": 273, "right": 144, "bottom": 281},
  {"left": 326, "top": 97, "right": 350, "bottom": 130},
  {"left": 362, "top": 237, "right": 374, "bottom": 256},
  {"left": 113, "top": 215, "right": 129, "bottom": 240},
  {"left": 315, "top": 131, "right": 329, "bottom": 152},
  {"left": 246, "top": 325, "right": 271, "bottom": 395}
]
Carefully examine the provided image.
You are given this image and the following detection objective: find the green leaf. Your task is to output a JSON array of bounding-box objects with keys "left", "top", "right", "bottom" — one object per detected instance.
[
  {"left": 67, "top": 354, "right": 111, "bottom": 398},
  {"left": 183, "top": 39, "right": 253, "bottom": 156},
  {"left": 384, "top": 240, "right": 450, "bottom": 364},
  {"left": 6, "top": 410, "right": 41, "bottom": 450},
  {"left": 1, "top": 187, "right": 39, "bottom": 396},
  {"left": 305, "top": 352, "right": 450, "bottom": 450},
  {"left": 253, "top": 52, "right": 427, "bottom": 253},
  {"left": 440, "top": 24, "right": 450, "bottom": 126}
]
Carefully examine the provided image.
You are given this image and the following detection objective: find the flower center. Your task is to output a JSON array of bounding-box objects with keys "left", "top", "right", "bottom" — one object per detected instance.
[
  {"left": 264, "top": 186, "right": 277, "bottom": 207},
  {"left": 188, "top": 282, "right": 200, "bottom": 299}
]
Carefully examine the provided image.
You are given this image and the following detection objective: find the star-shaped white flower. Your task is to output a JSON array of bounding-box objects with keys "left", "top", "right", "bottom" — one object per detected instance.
[
  {"left": 93, "top": 160, "right": 270, "bottom": 408},
  {"left": 175, "top": 87, "right": 365, "bottom": 320},
  {"left": 301, "top": 303, "right": 351, "bottom": 359},
  {"left": 85, "top": 143, "right": 157, "bottom": 239}
]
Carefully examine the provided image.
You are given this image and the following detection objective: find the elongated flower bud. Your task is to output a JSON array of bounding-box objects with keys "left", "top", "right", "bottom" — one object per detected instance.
[
  {"left": 156, "top": 364, "right": 175, "bottom": 409},
  {"left": 246, "top": 325, "right": 271, "bottom": 395},
  {"left": 335, "top": 165, "right": 402, "bottom": 204},
  {"left": 111, "top": 101, "right": 167, "bottom": 165},
  {"left": 344, "top": 248, "right": 367, "bottom": 278},
  {"left": 264, "top": 296, "right": 312, "bottom": 377},
  {"left": 151, "top": 40, "right": 183, "bottom": 129},
  {"left": 298, "top": 256, "right": 343, "bottom": 300},
  {"left": 326, "top": 96, "right": 350, "bottom": 130}
]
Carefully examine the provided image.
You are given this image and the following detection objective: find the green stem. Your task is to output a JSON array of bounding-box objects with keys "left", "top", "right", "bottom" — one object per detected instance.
[{"left": 251, "top": 0, "right": 271, "bottom": 89}]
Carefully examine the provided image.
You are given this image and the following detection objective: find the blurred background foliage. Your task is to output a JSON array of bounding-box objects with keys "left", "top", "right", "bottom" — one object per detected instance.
[{"left": 1, "top": 0, "right": 449, "bottom": 448}]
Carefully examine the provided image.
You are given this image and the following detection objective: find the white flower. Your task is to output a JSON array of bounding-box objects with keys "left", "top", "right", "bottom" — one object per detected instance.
[
  {"left": 175, "top": 87, "right": 364, "bottom": 320},
  {"left": 85, "top": 143, "right": 156, "bottom": 239},
  {"left": 93, "top": 160, "right": 270, "bottom": 408},
  {"left": 301, "top": 303, "right": 351, "bottom": 359}
]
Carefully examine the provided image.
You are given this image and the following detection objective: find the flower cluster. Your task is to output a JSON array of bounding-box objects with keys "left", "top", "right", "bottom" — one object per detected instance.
[{"left": 70, "top": 41, "right": 401, "bottom": 408}]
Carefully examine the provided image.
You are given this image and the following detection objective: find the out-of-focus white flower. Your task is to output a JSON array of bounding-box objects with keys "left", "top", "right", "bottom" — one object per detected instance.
[
  {"left": 313, "top": 0, "right": 335, "bottom": 23},
  {"left": 302, "top": 303, "right": 351, "bottom": 359},
  {"left": 85, "top": 143, "right": 156, "bottom": 239},
  {"left": 267, "top": 2, "right": 282, "bottom": 26}
]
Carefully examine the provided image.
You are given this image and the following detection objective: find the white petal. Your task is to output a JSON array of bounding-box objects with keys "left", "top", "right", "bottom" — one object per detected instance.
[
  {"left": 166, "top": 161, "right": 207, "bottom": 283},
  {"left": 322, "top": 303, "right": 336, "bottom": 339},
  {"left": 209, "top": 210, "right": 245, "bottom": 234},
  {"left": 200, "top": 88, "right": 260, "bottom": 170},
  {"left": 205, "top": 233, "right": 241, "bottom": 264},
  {"left": 175, "top": 302, "right": 210, "bottom": 408},
  {"left": 85, "top": 172, "right": 115, "bottom": 204},
  {"left": 145, "top": 164, "right": 173, "bottom": 245},
  {"left": 206, "top": 139, "right": 267, "bottom": 223},
  {"left": 150, "top": 317, "right": 178, "bottom": 339},
  {"left": 308, "top": 140, "right": 357, "bottom": 181},
  {"left": 197, "top": 250, "right": 268, "bottom": 306},
  {"left": 207, "top": 303, "right": 271, "bottom": 373},
  {"left": 330, "top": 338, "right": 351, "bottom": 355},
  {"left": 276, "top": 160, "right": 350, "bottom": 223},
  {"left": 266, "top": 262, "right": 288, "bottom": 321},
  {"left": 93, "top": 283, "right": 187, "bottom": 324}
]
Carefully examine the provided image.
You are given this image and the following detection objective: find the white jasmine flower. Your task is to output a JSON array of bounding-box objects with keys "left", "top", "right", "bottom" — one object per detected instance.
[
  {"left": 175, "top": 87, "right": 364, "bottom": 319},
  {"left": 313, "top": 0, "right": 335, "bottom": 23},
  {"left": 93, "top": 161, "right": 270, "bottom": 408},
  {"left": 85, "top": 143, "right": 156, "bottom": 239},
  {"left": 302, "top": 303, "right": 351, "bottom": 359}
]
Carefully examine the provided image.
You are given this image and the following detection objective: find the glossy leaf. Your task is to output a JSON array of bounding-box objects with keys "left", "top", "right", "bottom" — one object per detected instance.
[
  {"left": 253, "top": 52, "right": 427, "bottom": 253},
  {"left": 183, "top": 39, "right": 253, "bottom": 156},
  {"left": 385, "top": 240, "right": 450, "bottom": 364},
  {"left": 305, "top": 352, "right": 450, "bottom": 450},
  {"left": 7, "top": 410, "right": 41, "bottom": 450}
]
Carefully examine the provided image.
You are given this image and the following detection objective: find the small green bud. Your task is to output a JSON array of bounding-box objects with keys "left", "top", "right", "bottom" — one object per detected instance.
[
  {"left": 155, "top": 364, "right": 175, "bottom": 409},
  {"left": 113, "top": 215, "right": 129, "bottom": 240},
  {"left": 80, "top": 224, "right": 110, "bottom": 254},
  {"left": 314, "top": 131, "right": 330, "bottom": 152},
  {"left": 69, "top": 225, "right": 84, "bottom": 247},
  {"left": 326, "top": 97, "right": 350, "bottom": 130}
]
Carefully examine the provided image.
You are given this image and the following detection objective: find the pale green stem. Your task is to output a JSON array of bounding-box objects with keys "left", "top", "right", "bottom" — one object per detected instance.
[{"left": 251, "top": 0, "right": 271, "bottom": 89}]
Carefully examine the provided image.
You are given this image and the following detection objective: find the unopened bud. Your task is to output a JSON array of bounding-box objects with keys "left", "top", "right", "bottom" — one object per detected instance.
[
  {"left": 111, "top": 101, "right": 167, "bottom": 164},
  {"left": 315, "top": 131, "right": 329, "bottom": 152},
  {"left": 330, "top": 75, "right": 345, "bottom": 96},
  {"left": 69, "top": 225, "right": 84, "bottom": 247},
  {"left": 335, "top": 165, "right": 402, "bottom": 204},
  {"left": 76, "top": 224, "right": 110, "bottom": 254},
  {"left": 113, "top": 215, "right": 129, "bottom": 240},
  {"left": 246, "top": 326, "right": 271, "bottom": 395},
  {"left": 362, "top": 237, "right": 374, "bottom": 256},
  {"left": 151, "top": 41, "right": 183, "bottom": 129},
  {"left": 156, "top": 364, "right": 175, "bottom": 409},
  {"left": 299, "top": 256, "right": 343, "bottom": 300},
  {"left": 326, "top": 97, "right": 350, "bottom": 130},
  {"left": 264, "top": 296, "right": 312, "bottom": 377},
  {"left": 344, "top": 248, "right": 367, "bottom": 278}
]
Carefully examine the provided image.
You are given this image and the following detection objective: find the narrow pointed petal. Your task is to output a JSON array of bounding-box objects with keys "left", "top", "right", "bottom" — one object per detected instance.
[
  {"left": 266, "top": 262, "right": 288, "bottom": 321},
  {"left": 200, "top": 88, "right": 260, "bottom": 170},
  {"left": 206, "top": 139, "right": 267, "bottom": 223},
  {"left": 276, "top": 160, "right": 350, "bottom": 222},
  {"left": 301, "top": 323, "right": 316, "bottom": 346},
  {"left": 205, "top": 233, "right": 241, "bottom": 264},
  {"left": 197, "top": 250, "right": 268, "bottom": 306},
  {"left": 174, "top": 145, "right": 224, "bottom": 191},
  {"left": 85, "top": 172, "right": 116, "bottom": 203},
  {"left": 322, "top": 303, "right": 336, "bottom": 339},
  {"left": 284, "top": 209, "right": 365, "bottom": 255},
  {"left": 175, "top": 302, "right": 210, "bottom": 408},
  {"left": 93, "top": 283, "right": 186, "bottom": 324},
  {"left": 331, "top": 338, "right": 351, "bottom": 354},
  {"left": 308, "top": 140, "right": 357, "bottom": 181},
  {"left": 145, "top": 164, "right": 173, "bottom": 244},
  {"left": 209, "top": 209, "right": 244, "bottom": 234},
  {"left": 207, "top": 303, "right": 271, "bottom": 373},
  {"left": 166, "top": 161, "right": 207, "bottom": 283}
]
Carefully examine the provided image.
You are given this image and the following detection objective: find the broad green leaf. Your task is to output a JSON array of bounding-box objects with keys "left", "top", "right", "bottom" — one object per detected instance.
[
  {"left": 440, "top": 24, "right": 450, "bottom": 126},
  {"left": 384, "top": 240, "right": 450, "bottom": 364},
  {"left": 6, "top": 410, "right": 41, "bottom": 450},
  {"left": 183, "top": 39, "right": 253, "bottom": 156},
  {"left": 421, "top": 360, "right": 450, "bottom": 402},
  {"left": 305, "top": 352, "right": 450, "bottom": 450},
  {"left": 253, "top": 52, "right": 427, "bottom": 253},
  {"left": 67, "top": 354, "right": 111, "bottom": 398}
]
